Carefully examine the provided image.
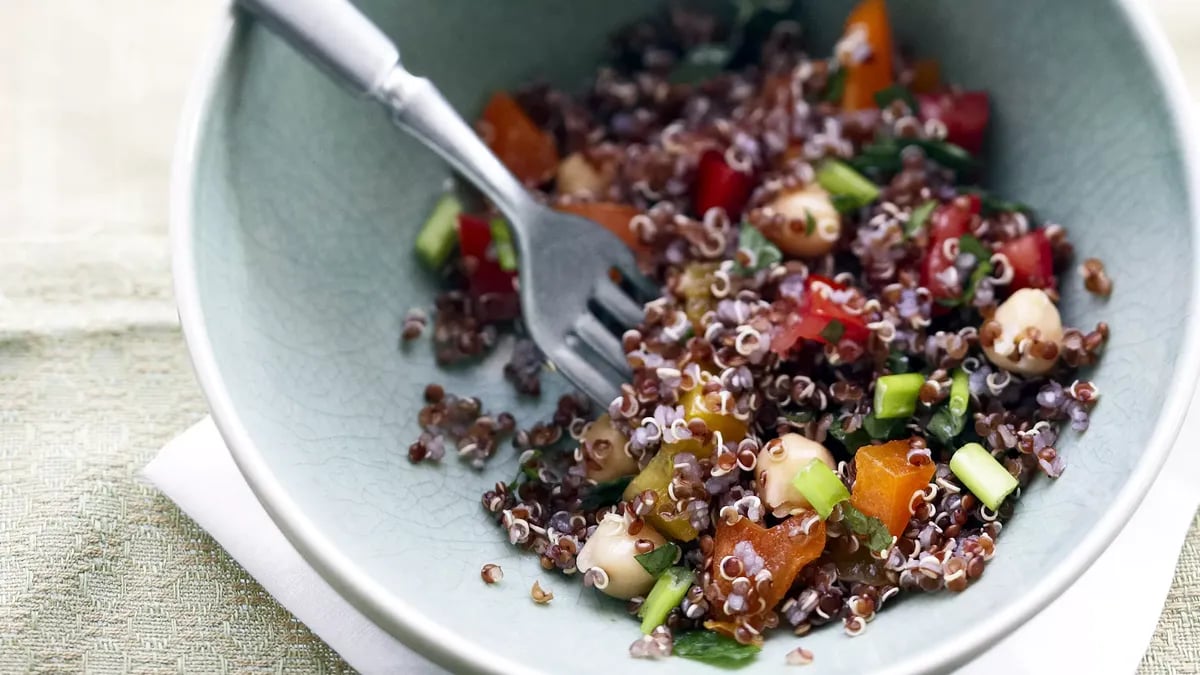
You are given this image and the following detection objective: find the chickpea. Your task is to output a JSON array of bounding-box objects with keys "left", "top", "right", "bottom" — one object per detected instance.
[
  {"left": 556, "top": 152, "right": 614, "bottom": 196},
  {"left": 582, "top": 414, "right": 638, "bottom": 482},
  {"left": 760, "top": 185, "right": 842, "bottom": 258},
  {"left": 982, "top": 288, "right": 1064, "bottom": 376},
  {"left": 754, "top": 433, "right": 837, "bottom": 516},
  {"left": 575, "top": 513, "right": 667, "bottom": 599}
]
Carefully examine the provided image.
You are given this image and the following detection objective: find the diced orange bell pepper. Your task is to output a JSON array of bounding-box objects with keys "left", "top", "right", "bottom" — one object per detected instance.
[
  {"left": 850, "top": 439, "right": 936, "bottom": 537},
  {"left": 556, "top": 202, "right": 647, "bottom": 256},
  {"left": 622, "top": 450, "right": 698, "bottom": 541},
  {"left": 840, "top": 0, "right": 895, "bottom": 111},
  {"left": 708, "top": 516, "right": 826, "bottom": 634},
  {"left": 479, "top": 92, "right": 558, "bottom": 185}
]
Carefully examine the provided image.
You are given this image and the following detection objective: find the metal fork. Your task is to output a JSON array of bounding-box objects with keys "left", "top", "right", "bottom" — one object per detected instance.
[{"left": 239, "top": 0, "right": 647, "bottom": 405}]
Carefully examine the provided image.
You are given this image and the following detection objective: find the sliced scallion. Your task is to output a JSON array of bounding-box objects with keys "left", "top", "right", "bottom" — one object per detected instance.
[
  {"left": 489, "top": 217, "right": 518, "bottom": 272},
  {"left": 792, "top": 459, "right": 850, "bottom": 520},
  {"left": 639, "top": 566, "right": 694, "bottom": 634},
  {"left": 949, "top": 443, "right": 1019, "bottom": 511},
  {"left": 816, "top": 159, "right": 880, "bottom": 212},
  {"left": 949, "top": 368, "right": 970, "bottom": 417},
  {"left": 873, "top": 373, "right": 926, "bottom": 419},
  {"left": 415, "top": 193, "right": 463, "bottom": 270}
]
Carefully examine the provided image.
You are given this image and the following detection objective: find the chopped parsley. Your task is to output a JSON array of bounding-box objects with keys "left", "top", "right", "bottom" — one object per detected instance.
[
  {"left": 906, "top": 200, "right": 938, "bottom": 238},
  {"left": 579, "top": 476, "right": 632, "bottom": 510},
  {"left": 840, "top": 503, "right": 894, "bottom": 552},
  {"left": 873, "top": 84, "right": 919, "bottom": 112},
  {"left": 819, "top": 318, "right": 845, "bottom": 344},
  {"left": 805, "top": 210, "right": 817, "bottom": 236},
  {"left": 735, "top": 222, "right": 783, "bottom": 275},
  {"left": 928, "top": 404, "right": 967, "bottom": 447},
  {"left": 634, "top": 543, "right": 680, "bottom": 578},
  {"left": 822, "top": 66, "right": 847, "bottom": 103},
  {"left": 673, "top": 630, "right": 761, "bottom": 666}
]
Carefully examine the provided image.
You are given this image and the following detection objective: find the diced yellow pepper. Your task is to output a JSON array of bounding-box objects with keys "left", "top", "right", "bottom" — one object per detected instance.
[
  {"left": 662, "top": 385, "right": 748, "bottom": 458},
  {"left": 623, "top": 451, "right": 698, "bottom": 541},
  {"left": 621, "top": 385, "right": 749, "bottom": 542},
  {"left": 677, "top": 262, "right": 719, "bottom": 331}
]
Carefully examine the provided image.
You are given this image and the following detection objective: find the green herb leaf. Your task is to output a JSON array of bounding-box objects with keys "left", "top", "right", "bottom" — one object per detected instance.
[
  {"left": 735, "top": 222, "right": 783, "bottom": 275},
  {"left": 840, "top": 503, "right": 895, "bottom": 552},
  {"left": 862, "top": 413, "right": 907, "bottom": 440},
  {"left": 828, "top": 423, "right": 871, "bottom": 455},
  {"left": 906, "top": 200, "right": 937, "bottom": 238},
  {"left": 634, "top": 543, "right": 681, "bottom": 578},
  {"left": 886, "top": 350, "right": 911, "bottom": 374},
  {"left": 831, "top": 193, "right": 861, "bottom": 214},
  {"left": 852, "top": 137, "right": 979, "bottom": 176},
  {"left": 673, "top": 630, "right": 761, "bottom": 666},
  {"left": 580, "top": 476, "right": 632, "bottom": 510},
  {"left": 822, "top": 66, "right": 847, "bottom": 103},
  {"left": 669, "top": 44, "right": 734, "bottom": 85},
  {"left": 958, "top": 235, "right": 991, "bottom": 261},
  {"left": 805, "top": 210, "right": 817, "bottom": 236},
  {"left": 787, "top": 409, "right": 816, "bottom": 424},
  {"left": 928, "top": 405, "right": 967, "bottom": 447},
  {"left": 819, "top": 318, "right": 845, "bottom": 344},
  {"left": 874, "top": 84, "right": 919, "bottom": 111}
]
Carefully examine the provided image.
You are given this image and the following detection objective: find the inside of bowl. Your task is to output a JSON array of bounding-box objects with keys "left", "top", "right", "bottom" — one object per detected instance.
[{"left": 187, "top": 1, "right": 1193, "bottom": 672}]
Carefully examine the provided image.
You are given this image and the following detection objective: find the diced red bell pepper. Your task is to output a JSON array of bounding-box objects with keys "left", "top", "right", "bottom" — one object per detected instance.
[
  {"left": 771, "top": 275, "right": 870, "bottom": 354},
  {"left": 998, "top": 230, "right": 1056, "bottom": 292},
  {"left": 457, "top": 214, "right": 519, "bottom": 322},
  {"left": 479, "top": 92, "right": 559, "bottom": 186},
  {"left": 694, "top": 149, "right": 755, "bottom": 219},
  {"left": 917, "top": 91, "right": 990, "bottom": 154},
  {"left": 841, "top": 0, "right": 895, "bottom": 111},
  {"left": 920, "top": 195, "right": 981, "bottom": 306}
]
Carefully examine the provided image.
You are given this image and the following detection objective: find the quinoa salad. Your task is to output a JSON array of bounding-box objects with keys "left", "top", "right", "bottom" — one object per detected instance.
[{"left": 404, "top": 0, "right": 1111, "bottom": 666}]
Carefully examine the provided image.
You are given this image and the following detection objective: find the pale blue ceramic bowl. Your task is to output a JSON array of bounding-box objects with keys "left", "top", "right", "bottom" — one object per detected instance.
[{"left": 172, "top": 1, "right": 1200, "bottom": 673}]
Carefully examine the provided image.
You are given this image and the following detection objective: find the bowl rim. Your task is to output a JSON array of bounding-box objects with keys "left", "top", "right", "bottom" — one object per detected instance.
[{"left": 171, "top": 3, "right": 1200, "bottom": 673}]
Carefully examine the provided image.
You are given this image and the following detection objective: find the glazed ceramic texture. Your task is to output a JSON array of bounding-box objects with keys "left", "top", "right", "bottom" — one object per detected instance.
[{"left": 174, "top": 1, "right": 1199, "bottom": 673}]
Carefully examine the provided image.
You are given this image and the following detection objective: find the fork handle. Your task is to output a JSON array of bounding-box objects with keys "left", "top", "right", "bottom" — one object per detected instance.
[{"left": 238, "top": 0, "right": 536, "bottom": 221}]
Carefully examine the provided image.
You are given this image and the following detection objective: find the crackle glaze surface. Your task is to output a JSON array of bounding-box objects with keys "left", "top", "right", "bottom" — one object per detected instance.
[{"left": 176, "top": 1, "right": 1198, "bottom": 673}]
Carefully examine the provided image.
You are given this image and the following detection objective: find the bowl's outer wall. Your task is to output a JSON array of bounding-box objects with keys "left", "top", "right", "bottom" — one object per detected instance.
[{"left": 190, "top": 1, "right": 1192, "bottom": 673}]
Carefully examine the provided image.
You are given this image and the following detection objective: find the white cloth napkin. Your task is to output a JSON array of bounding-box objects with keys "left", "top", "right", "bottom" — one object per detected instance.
[{"left": 144, "top": 409, "right": 1200, "bottom": 675}]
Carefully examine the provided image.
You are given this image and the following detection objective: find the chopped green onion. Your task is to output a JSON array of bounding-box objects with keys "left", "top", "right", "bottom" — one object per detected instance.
[
  {"left": 949, "top": 368, "right": 970, "bottom": 417},
  {"left": 906, "top": 200, "right": 937, "bottom": 238},
  {"left": 415, "top": 193, "right": 463, "bottom": 270},
  {"left": 816, "top": 160, "right": 880, "bottom": 212},
  {"left": 792, "top": 459, "right": 850, "bottom": 519},
  {"left": 873, "top": 373, "right": 926, "bottom": 419},
  {"left": 639, "top": 566, "right": 694, "bottom": 634},
  {"left": 489, "top": 217, "right": 518, "bottom": 272},
  {"left": 949, "top": 443, "right": 1019, "bottom": 511}
]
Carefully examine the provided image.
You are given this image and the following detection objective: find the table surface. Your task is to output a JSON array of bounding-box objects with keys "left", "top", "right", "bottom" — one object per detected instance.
[{"left": 1, "top": 0, "right": 1199, "bottom": 672}]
